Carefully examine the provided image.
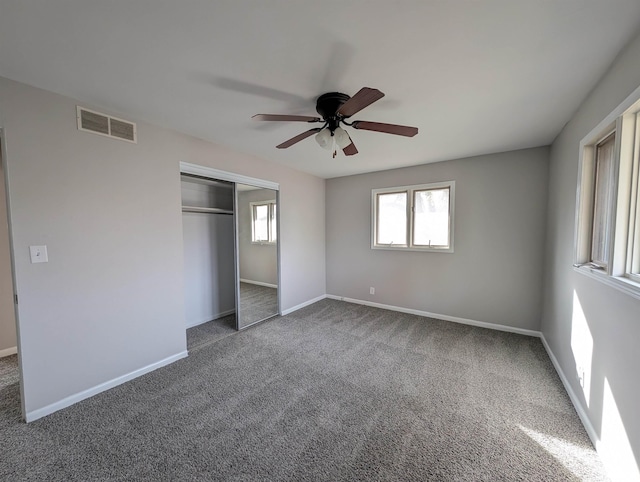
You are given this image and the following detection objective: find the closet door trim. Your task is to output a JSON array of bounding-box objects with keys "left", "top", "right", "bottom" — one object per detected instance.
[{"left": 180, "top": 162, "right": 279, "bottom": 191}]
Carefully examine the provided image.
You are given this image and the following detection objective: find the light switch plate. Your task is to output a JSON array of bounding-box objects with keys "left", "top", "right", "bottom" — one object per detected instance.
[{"left": 30, "top": 245, "right": 48, "bottom": 263}]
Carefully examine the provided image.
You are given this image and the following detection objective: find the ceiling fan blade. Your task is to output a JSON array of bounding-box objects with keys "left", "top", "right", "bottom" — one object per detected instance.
[
  {"left": 276, "top": 128, "right": 322, "bottom": 149},
  {"left": 337, "top": 88, "right": 385, "bottom": 118},
  {"left": 343, "top": 142, "right": 358, "bottom": 156},
  {"left": 253, "top": 114, "right": 321, "bottom": 122},
  {"left": 342, "top": 133, "right": 358, "bottom": 156},
  {"left": 352, "top": 121, "right": 418, "bottom": 137}
]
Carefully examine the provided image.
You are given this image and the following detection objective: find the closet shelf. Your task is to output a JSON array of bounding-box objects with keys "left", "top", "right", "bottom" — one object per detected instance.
[{"left": 182, "top": 205, "right": 233, "bottom": 215}]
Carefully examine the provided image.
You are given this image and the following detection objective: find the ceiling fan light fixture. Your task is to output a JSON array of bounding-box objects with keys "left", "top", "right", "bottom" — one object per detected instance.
[
  {"left": 333, "top": 127, "right": 351, "bottom": 149},
  {"left": 315, "top": 128, "right": 333, "bottom": 150}
]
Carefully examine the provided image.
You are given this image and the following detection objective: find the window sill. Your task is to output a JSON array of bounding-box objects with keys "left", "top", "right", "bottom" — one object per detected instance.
[
  {"left": 574, "top": 265, "right": 640, "bottom": 301},
  {"left": 371, "top": 245, "right": 454, "bottom": 253},
  {"left": 252, "top": 241, "right": 276, "bottom": 246}
]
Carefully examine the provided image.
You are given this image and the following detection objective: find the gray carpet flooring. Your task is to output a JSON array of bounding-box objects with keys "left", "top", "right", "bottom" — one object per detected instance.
[
  {"left": 0, "top": 354, "right": 18, "bottom": 391},
  {"left": 186, "top": 314, "right": 237, "bottom": 351},
  {"left": 0, "top": 299, "right": 608, "bottom": 481},
  {"left": 239, "top": 281, "right": 278, "bottom": 327}
]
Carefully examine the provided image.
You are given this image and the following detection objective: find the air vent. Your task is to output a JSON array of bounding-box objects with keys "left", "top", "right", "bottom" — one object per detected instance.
[{"left": 77, "top": 106, "right": 137, "bottom": 143}]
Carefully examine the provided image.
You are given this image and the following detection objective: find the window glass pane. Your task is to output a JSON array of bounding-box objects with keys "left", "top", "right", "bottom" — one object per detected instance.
[
  {"left": 270, "top": 203, "right": 277, "bottom": 242},
  {"left": 631, "top": 203, "right": 640, "bottom": 276},
  {"left": 377, "top": 192, "right": 407, "bottom": 245},
  {"left": 254, "top": 204, "right": 269, "bottom": 241},
  {"left": 413, "top": 188, "right": 450, "bottom": 247},
  {"left": 591, "top": 134, "right": 615, "bottom": 266},
  {"left": 630, "top": 165, "right": 640, "bottom": 276},
  {"left": 627, "top": 114, "right": 640, "bottom": 279}
]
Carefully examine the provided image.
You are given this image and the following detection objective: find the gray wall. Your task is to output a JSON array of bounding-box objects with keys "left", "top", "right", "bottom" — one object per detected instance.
[
  {"left": 182, "top": 213, "right": 235, "bottom": 327},
  {"left": 0, "top": 151, "right": 17, "bottom": 353},
  {"left": 0, "top": 76, "right": 326, "bottom": 418},
  {"left": 542, "top": 31, "right": 640, "bottom": 479},
  {"left": 238, "top": 189, "right": 278, "bottom": 286},
  {"left": 326, "top": 147, "right": 549, "bottom": 331}
]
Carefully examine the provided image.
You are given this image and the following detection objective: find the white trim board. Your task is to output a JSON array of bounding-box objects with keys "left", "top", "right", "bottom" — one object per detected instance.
[
  {"left": 326, "top": 295, "right": 541, "bottom": 337},
  {"left": 239, "top": 279, "right": 277, "bottom": 289},
  {"left": 185, "top": 309, "right": 236, "bottom": 329},
  {"left": 0, "top": 346, "right": 17, "bottom": 358},
  {"left": 180, "top": 162, "right": 279, "bottom": 191},
  {"left": 574, "top": 266, "right": 640, "bottom": 302},
  {"left": 539, "top": 335, "right": 599, "bottom": 448},
  {"left": 281, "top": 294, "right": 327, "bottom": 316},
  {"left": 25, "top": 351, "right": 188, "bottom": 423}
]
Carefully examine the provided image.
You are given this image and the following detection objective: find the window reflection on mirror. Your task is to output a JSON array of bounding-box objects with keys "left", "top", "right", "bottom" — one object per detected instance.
[{"left": 251, "top": 200, "right": 276, "bottom": 244}]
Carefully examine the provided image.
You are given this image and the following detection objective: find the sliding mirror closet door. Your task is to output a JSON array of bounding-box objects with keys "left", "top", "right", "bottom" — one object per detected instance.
[{"left": 235, "top": 183, "right": 279, "bottom": 329}]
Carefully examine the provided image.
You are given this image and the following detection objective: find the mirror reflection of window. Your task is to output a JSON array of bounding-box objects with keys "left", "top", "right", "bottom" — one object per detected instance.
[
  {"left": 270, "top": 203, "right": 277, "bottom": 242},
  {"left": 251, "top": 200, "right": 276, "bottom": 244},
  {"left": 253, "top": 204, "right": 269, "bottom": 242}
]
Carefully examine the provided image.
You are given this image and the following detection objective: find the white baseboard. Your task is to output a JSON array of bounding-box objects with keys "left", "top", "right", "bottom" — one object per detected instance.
[
  {"left": 326, "top": 295, "right": 542, "bottom": 337},
  {"left": 539, "top": 334, "right": 599, "bottom": 448},
  {"left": 0, "top": 346, "right": 17, "bottom": 358},
  {"left": 281, "top": 294, "right": 327, "bottom": 316},
  {"left": 185, "top": 309, "right": 235, "bottom": 329},
  {"left": 240, "top": 279, "right": 278, "bottom": 289},
  {"left": 25, "top": 350, "right": 188, "bottom": 423}
]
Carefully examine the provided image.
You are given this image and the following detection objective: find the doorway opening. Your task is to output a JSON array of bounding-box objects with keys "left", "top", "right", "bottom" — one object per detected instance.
[{"left": 0, "top": 132, "right": 24, "bottom": 420}]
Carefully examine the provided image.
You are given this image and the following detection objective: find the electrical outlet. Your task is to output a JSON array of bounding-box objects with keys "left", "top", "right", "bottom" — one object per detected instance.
[{"left": 370, "top": 287, "right": 375, "bottom": 295}]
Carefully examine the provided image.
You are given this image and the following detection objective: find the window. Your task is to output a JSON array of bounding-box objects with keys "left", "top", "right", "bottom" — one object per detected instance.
[
  {"left": 372, "top": 181, "right": 454, "bottom": 252},
  {"left": 590, "top": 132, "right": 616, "bottom": 269},
  {"left": 251, "top": 200, "right": 276, "bottom": 244},
  {"left": 626, "top": 114, "right": 640, "bottom": 284},
  {"left": 574, "top": 87, "right": 640, "bottom": 299}
]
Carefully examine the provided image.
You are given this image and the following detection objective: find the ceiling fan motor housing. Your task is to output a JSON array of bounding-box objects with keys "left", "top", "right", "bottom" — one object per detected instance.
[{"left": 316, "top": 92, "right": 351, "bottom": 128}]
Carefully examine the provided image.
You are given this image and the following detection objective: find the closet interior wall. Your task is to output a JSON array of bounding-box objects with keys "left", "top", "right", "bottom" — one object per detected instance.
[{"left": 181, "top": 175, "right": 235, "bottom": 328}]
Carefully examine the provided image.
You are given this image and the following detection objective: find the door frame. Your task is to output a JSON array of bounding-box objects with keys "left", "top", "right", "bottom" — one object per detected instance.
[
  {"left": 180, "top": 162, "right": 279, "bottom": 191},
  {"left": 0, "top": 128, "right": 27, "bottom": 420}
]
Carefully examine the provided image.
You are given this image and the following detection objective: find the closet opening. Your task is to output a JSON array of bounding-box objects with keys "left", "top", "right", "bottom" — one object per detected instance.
[
  {"left": 179, "top": 163, "right": 281, "bottom": 351},
  {"left": 181, "top": 173, "right": 236, "bottom": 348}
]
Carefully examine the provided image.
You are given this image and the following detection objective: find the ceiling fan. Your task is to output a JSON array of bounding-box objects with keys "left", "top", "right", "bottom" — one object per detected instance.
[{"left": 252, "top": 87, "right": 418, "bottom": 157}]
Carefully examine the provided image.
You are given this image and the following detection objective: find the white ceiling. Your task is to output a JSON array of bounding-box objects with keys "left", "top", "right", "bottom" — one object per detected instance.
[{"left": 1, "top": 1, "right": 640, "bottom": 179}]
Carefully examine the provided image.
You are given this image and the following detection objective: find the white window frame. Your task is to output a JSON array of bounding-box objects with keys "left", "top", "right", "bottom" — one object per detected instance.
[
  {"left": 574, "top": 84, "right": 640, "bottom": 300},
  {"left": 251, "top": 200, "right": 276, "bottom": 244},
  {"left": 371, "top": 181, "right": 455, "bottom": 253}
]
